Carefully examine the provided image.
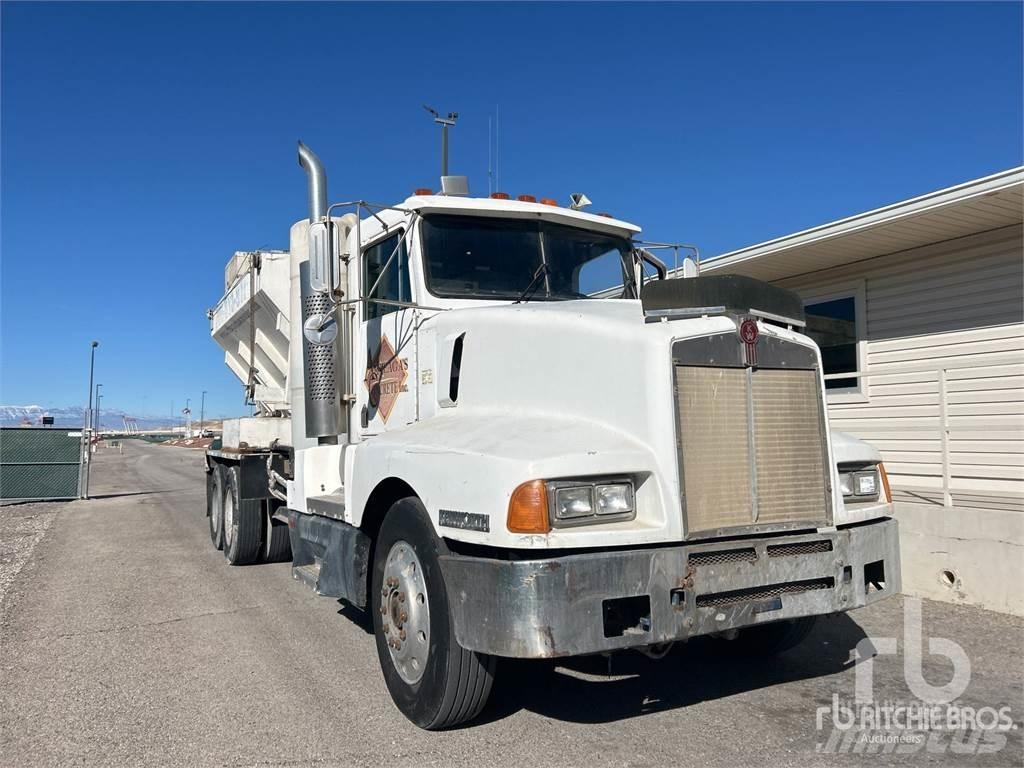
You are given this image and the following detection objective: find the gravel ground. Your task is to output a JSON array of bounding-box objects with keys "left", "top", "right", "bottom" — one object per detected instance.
[
  {"left": 1, "top": 440, "right": 1021, "bottom": 768},
  {"left": 0, "top": 502, "right": 57, "bottom": 625}
]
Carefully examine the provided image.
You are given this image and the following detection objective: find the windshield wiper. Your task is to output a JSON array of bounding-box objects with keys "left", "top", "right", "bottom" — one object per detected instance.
[{"left": 514, "top": 263, "right": 551, "bottom": 304}]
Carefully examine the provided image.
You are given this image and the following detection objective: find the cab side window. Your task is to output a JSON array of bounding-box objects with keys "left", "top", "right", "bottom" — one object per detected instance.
[{"left": 364, "top": 232, "right": 410, "bottom": 320}]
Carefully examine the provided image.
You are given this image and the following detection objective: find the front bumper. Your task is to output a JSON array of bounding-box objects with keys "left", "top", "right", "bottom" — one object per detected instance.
[{"left": 440, "top": 518, "right": 900, "bottom": 658}]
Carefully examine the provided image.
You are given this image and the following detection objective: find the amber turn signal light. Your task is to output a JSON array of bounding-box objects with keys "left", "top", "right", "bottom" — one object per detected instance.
[
  {"left": 878, "top": 463, "right": 893, "bottom": 503},
  {"left": 507, "top": 480, "right": 550, "bottom": 534}
]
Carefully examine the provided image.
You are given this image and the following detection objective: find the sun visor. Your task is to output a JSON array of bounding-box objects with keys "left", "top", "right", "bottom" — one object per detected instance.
[{"left": 641, "top": 274, "right": 806, "bottom": 325}]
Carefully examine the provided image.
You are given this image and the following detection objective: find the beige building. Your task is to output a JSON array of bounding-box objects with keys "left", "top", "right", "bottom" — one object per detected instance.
[{"left": 700, "top": 167, "right": 1023, "bottom": 614}]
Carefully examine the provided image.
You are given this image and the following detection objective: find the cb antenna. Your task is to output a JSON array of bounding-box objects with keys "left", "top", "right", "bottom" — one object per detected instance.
[{"left": 423, "top": 104, "right": 458, "bottom": 177}]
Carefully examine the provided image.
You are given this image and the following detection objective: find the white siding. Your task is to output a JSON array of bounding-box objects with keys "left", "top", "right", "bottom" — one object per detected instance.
[{"left": 778, "top": 224, "right": 1024, "bottom": 505}]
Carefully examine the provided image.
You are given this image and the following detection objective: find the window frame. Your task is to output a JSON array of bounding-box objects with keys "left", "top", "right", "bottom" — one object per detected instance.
[
  {"left": 802, "top": 279, "right": 869, "bottom": 404},
  {"left": 361, "top": 227, "right": 410, "bottom": 321}
]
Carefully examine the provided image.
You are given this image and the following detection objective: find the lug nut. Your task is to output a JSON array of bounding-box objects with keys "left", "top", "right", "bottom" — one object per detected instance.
[
  {"left": 400, "top": 612, "right": 408, "bottom": 623},
  {"left": 394, "top": 640, "right": 402, "bottom": 651},
  {"left": 398, "top": 592, "right": 406, "bottom": 603},
  {"left": 399, "top": 629, "right": 407, "bottom": 641},
  {"left": 382, "top": 623, "right": 389, "bottom": 633}
]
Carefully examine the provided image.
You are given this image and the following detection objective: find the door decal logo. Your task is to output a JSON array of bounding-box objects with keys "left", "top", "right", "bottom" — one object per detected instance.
[{"left": 364, "top": 334, "right": 409, "bottom": 423}]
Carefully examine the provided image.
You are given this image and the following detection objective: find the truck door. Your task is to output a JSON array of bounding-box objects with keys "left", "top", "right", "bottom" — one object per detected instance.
[{"left": 357, "top": 229, "right": 418, "bottom": 436}]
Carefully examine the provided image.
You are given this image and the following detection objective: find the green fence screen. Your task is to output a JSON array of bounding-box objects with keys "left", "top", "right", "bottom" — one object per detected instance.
[{"left": 0, "top": 427, "right": 82, "bottom": 500}]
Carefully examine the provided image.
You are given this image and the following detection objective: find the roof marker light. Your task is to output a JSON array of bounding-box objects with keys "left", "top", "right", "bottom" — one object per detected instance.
[
  {"left": 490, "top": 192, "right": 510, "bottom": 200},
  {"left": 517, "top": 194, "right": 536, "bottom": 203},
  {"left": 540, "top": 198, "right": 558, "bottom": 207},
  {"left": 414, "top": 188, "right": 433, "bottom": 196}
]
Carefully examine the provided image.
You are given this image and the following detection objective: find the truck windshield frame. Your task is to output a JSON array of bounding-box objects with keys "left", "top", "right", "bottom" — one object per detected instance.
[{"left": 420, "top": 214, "right": 635, "bottom": 301}]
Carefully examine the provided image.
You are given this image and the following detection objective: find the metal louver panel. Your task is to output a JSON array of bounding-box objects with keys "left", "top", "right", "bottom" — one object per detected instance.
[
  {"left": 676, "top": 367, "right": 752, "bottom": 532},
  {"left": 752, "top": 369, "right": 828, "bottom": 524}
]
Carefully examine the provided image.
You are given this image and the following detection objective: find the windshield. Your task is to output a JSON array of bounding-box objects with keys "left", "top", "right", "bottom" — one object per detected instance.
[{"left": 420, "top": 214, "right": 634, "bottom": 300}]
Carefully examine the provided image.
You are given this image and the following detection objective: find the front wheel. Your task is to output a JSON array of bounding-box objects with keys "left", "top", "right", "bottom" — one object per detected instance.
[{"left": 371, "top": 498, "right": 495, "bottom": 729}]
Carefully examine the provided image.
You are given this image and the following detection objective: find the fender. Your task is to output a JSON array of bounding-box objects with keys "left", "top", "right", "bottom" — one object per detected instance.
[{"left": 346, "top": 409, "right": 680, "bottom": 550}]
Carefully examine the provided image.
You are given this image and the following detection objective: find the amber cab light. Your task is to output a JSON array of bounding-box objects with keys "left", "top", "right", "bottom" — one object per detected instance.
[
  {"left": 540, "top": 198, "right": 558, "bottom": 206},
  {"left": 517, "top": 194, "right": 537, "bottom": 203},
  {"left": 414, "top": 188, "right": 433, "bottom": 196},
  {"left": 507, "top": 480, "right": 550, "bottom": 534},
  {"left": 490, "top": 192, "right": 510, "bottom": 200},
  {"left": 878, "top": 463, "right": 893, "bottom": 503}
]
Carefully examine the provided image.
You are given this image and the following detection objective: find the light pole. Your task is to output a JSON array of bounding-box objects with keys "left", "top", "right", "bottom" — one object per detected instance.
[
  {"left": 79, "top": 341, "right": 99, "bottom": 499},
  {"left": 94, "top": 383, "right": 103, "bottom": 433},
  {"left": 200, "top": 390, "right": 207, "bottom": 435},
  {"left": 185, "top": 397, "right": 191, "bottom": 437},
  {"left": 95, "top": 392, "right": 103, "bottom": 437}
]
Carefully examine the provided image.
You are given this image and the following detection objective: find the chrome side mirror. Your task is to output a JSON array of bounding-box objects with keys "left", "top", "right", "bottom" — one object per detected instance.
[{"left": 309, "top": 220, "right": 339, "bottom": 294}]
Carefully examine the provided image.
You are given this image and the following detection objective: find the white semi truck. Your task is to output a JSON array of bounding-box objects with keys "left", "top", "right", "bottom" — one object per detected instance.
[{"left": 205, "top": 142, "right": 900, "bottom": 729}]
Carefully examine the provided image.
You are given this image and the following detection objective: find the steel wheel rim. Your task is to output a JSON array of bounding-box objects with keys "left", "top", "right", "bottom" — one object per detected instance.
[
  {"left": 223, "top": 489, "right": 235, "bottom": 547},
  {"left": 380, "top": 540, "right": 430, "bottom": 684}
]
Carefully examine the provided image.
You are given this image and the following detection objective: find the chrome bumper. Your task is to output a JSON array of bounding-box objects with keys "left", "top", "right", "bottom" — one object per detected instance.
[{"left": 440, "top": 518, "right": 900, "bottom": 658}]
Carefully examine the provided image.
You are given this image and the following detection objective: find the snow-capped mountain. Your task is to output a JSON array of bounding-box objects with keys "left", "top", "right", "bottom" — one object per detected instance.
[{"left": 0, "top": 405, "right": 174, "bottom": 430}]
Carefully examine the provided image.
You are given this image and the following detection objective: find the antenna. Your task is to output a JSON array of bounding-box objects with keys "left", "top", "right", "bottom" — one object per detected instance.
[
  {"left": 488, "top": 115, "right": 493, "bottom": 196},
  {"left": 423, "top": 104, "right": 458, "bottom": 177}
]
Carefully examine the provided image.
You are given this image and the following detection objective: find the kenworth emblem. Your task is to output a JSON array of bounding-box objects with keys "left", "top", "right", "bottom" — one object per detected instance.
[{"left": 739, "top": 317, "right": 759, "bottom": 367}]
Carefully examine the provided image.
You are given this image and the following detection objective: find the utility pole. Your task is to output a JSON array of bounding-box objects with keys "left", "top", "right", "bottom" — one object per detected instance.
[
  {"left": 200, "top": 390, "right": 207, "bottom": 435},
  {"left": 423, "top": 105, "right": 458, "bottom": 177},
  {"left": 79, "top": 340, "right": 99, "bottom": 499},
  {"left": 185, "top": 398, "right": 191, "bottom": 437}
]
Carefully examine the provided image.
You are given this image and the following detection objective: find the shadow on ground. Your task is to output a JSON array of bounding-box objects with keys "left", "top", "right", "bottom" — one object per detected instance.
[{"left": 474, "top": 613, "right": 867, "bottom": 725}]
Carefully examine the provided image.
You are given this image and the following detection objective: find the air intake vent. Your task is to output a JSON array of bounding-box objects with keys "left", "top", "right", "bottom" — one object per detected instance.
[{"left": 695, "top": 577, "right": 835, "bottom": 608}]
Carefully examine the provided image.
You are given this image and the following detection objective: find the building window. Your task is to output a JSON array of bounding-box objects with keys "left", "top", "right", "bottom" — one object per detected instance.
[
  {"left": 804, "top": 293, "right": 861, "bottom": 392},
  {"left": 364, "top": 232, "right": 410, "bottom": 320}
]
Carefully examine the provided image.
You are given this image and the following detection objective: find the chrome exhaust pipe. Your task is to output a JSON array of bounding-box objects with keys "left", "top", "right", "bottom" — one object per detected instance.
[
  {"left": 296, "top": 141, "right": 343, "bottom": 442},
  {"left": 297, "top": 141, "right": 327, "bottom": 222}
]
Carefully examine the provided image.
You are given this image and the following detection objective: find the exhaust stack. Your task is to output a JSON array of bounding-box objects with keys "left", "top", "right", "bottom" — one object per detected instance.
[
  {"left": 297, "top": 141, "right": 328, "bottom": 222},
  {"left": 297, "top": 141, "right": 345, "bottom": 442}
]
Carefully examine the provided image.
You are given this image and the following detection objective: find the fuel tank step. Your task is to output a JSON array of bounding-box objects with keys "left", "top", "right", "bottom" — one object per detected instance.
[{"left": 287, "top": 509, "right": 371, "bottom": 608}]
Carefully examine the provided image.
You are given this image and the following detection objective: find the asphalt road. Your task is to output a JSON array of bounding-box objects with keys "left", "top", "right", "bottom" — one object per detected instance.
[{"left": 1, "top": 440, "right": 1021, "bottom": 767}]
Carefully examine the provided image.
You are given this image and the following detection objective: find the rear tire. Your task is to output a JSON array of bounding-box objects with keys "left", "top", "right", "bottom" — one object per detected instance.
[
  {"left": 208, "top": 465, "right": 225, "bottom": 551},
  {"left": 371, "top": 497, "right": 495, "bottom": 730},
  {"left": 261, "top": 502, "right": 292, "bottom": 563},
  {"left": 223, "top": 465, "right": 261, "bottom": 565},
  {"left": 716, "top": 616, "right": 818, "bottom": 656}
]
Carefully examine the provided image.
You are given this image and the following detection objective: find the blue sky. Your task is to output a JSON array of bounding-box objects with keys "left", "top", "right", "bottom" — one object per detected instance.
[{"left": 2, "top": 1, "right": 1021, "bottom": 419}]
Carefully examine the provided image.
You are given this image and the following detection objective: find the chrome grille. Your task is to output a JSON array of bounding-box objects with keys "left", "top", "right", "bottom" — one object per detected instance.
[
  {"left": 752, "top": 369, "right": 828, "bottom": 524},
  {"left": 673, "top": 333, "right": 830, "bottom": 537}
]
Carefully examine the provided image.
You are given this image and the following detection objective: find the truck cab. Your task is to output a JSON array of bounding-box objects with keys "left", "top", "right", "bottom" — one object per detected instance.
[{"left": 206, "top": 143, "right": 900, "bottom": 729}]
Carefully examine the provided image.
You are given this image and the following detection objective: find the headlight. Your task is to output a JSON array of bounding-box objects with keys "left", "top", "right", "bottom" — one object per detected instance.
[
  {"left": 839, "top": 466, "right": 880, "bottom": 502},
  {"left": 547, "top": 478, "right": 635, "bottom": 527},
  {"left": 554, "top": 486, "right": 593, "bottom": 519}
]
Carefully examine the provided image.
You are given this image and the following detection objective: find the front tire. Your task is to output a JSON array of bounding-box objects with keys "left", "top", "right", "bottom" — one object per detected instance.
[{"left": 371, "top": 498, "right": 495, "bottom": 729}]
